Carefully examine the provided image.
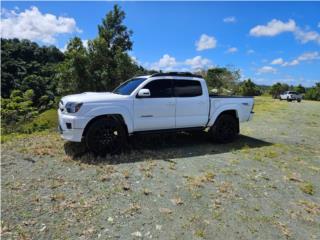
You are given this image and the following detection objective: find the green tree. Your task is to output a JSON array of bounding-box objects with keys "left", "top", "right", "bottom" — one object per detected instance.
[
  {"left": 269, "top": 82, "right": 289, "bottom": 99},
  {"left": 56, "top": 37, "right": 90, "bottom": 95},
  {"left": 1, "top": 38, "right": 63, "bottom": 101},
  {"left": 56, "top": 5, "right": 144, "bottom": 94},
  {"left": 205, "top": 67, "right": 240, "bottom": 93},
  {"left": 294, "top": 84, "right": 306, "bottom": 94},
  {"left": 88, "top": 4, "right": 142, "bottom": 91},
  {"left": 237, "top": 79, "right": 261, "bottom": 96},
  {"left": 304, "top": 83, "right": 320, "bottom": 101},
  {"left": 1, "top": 89, "right": 38, "bottom": 131}
]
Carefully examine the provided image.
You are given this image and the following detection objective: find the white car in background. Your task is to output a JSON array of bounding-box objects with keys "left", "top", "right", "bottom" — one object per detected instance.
[{"left": 280, "top": 91, "right": 302, "bottom": 102}]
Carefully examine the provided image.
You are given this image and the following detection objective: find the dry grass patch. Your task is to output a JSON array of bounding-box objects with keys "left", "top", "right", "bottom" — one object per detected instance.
[
  {"left": 186, "top": 171, "right": 215, "bottom": 189},
  {"left": 122, "top": 203, "right": 141, "bottom": 216},
  {"left": 218, "top": 182, "right": 233, "bottom": 194},
  {"left": 298, "top": 200, "right": 320, "bottom": 215}
]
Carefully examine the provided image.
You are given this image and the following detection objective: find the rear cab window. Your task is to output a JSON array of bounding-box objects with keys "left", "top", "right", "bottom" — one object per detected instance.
[{"left": 174, "top": 80, "right": 202, "bottom": 97}]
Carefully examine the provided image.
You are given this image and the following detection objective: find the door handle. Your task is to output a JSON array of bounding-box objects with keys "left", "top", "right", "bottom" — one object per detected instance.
[
  {"left": 198, "top": 101, "right": 205, "bottom": 104},
  {"left": 166, "top": 102, "right": 175, "bottom": 106}
]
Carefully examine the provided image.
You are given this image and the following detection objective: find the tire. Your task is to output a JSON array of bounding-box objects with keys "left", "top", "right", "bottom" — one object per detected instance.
[
  {"left": 210, "top": 114, "right": 238, "bottom": 143},
  {"left": 297, "top": 99, "right": 301, "bottom": 103},
  {"left": 85, "top": 116, "right": 126, "bottom": 156}
]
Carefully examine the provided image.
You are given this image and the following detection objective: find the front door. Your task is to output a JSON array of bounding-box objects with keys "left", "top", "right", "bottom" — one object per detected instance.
[{"left": 133, "top": 79, "right": 175, "bottom": 131}]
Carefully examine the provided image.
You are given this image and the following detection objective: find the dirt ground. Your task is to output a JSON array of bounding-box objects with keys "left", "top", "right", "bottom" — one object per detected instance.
[{"left": 1, "top": 97, "right": 320, "bottom": 239}]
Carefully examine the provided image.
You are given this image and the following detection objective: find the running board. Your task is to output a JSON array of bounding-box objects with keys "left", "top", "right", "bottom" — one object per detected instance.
[{"left": 132, "top": 127, "right": 205, "bottom": 135}]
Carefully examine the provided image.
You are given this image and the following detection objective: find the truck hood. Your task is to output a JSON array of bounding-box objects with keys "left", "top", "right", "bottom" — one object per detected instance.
[{"left": 61, "top": 92, "right": 127, "bottom": 104}]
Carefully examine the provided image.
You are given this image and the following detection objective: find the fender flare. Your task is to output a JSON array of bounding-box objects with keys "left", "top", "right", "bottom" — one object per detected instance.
[
  {"left": 84, "top": 106, "right": 133, "bottom": 134},
  {"left": 207, "top": 105, "right": 239, "bottom": 127}
]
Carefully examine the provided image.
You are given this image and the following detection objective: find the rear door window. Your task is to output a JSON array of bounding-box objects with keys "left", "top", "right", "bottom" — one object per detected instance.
[{"left": 174, "top": 80, "right": 202, "bottom": 97}]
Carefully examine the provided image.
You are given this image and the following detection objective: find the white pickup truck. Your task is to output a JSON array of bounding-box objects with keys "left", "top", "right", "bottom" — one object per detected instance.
[
  {"left": 58, "top": 72, "right": 254, "bottom": 155},
  {"left": 279, "top": 91, "right": 302, "bottom": 102}
]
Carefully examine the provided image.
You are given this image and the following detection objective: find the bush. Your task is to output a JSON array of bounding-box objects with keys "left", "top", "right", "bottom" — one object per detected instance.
[
  {"left": 237, "top": 79, "right": 261, "bottom": 96},
  {"left": 19, "top": 109, "right": 58, "bottom": 134},
  {"left": 304, "top": 83, "right": 320, "bottom": 101}
]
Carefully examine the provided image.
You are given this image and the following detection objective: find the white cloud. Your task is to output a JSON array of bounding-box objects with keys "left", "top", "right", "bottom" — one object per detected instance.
[
  {"left": 223, "top": 16, "right": 236, "bottom": 23},
  {"left": 271, "top": 58, "right": 284, "bottom": 65},
  {"left": 282, "top": 51, "right": 319, "bottom": 66},
  {"left": 150, "top": 54, "right": 177, "bottom": 71},
  {"left": 297, "top": 51, "right": 320, "bottom": 61},
  {"left": 270, "top": 52, "right": 320, "bottom": 67},
  {"left": 226, "top": 47, "right": 238, "bottom": 53},
  {"left": 250, "top": 19, "right": 320, "bottom": 45},
  {"left": 250, "top": 19, "right": 296, "bottom": 37},
  {"left": 294, "top": 28, "right": 320, "bottom": 44},
  {"left": 146, "top": 55, "right": 213, "bottom": 72},
  {"left": 185, "top": 56, "right": 212, "bottom": 70},
  {"left": 0, "top": 6, "right": 81, "bottom": 44},
  {"left": 318, "top": 22, "right": 320, "bottom": 28},
  {"left": 247, "top": 49, "right": 255, "bottom": 54},
  {"left": 195, "top": 34, "right": 217, "bottom": 51},
  {"left": 257, "top": 66, "right": 277, "bottom": 74},
  {"left": 282, "top": 60, "right": 299, "bottom": 67}
]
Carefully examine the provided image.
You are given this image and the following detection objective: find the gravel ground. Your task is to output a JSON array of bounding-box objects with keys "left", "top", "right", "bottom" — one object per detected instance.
[{"left": 1, "top": 97, "right": 320, "bottom": 239}]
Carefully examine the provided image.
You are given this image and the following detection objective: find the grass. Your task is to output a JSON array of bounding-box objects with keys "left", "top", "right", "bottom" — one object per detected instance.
[
  {"left": 20, "top": 108, "right": 58, "bottom": 133},
  {"left": 1, "top": 109, "right": 58, "bottom": 143},
  {"left": 299, "top": 182, "right": 314, "bottom": 195}
]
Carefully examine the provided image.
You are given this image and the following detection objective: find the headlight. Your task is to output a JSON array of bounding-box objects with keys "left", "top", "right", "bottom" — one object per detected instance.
[{"left": 65, "top": 102, "right": 83, "bottom": 113}]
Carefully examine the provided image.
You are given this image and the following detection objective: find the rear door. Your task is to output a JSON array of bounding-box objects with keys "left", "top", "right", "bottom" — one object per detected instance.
[
  {"left": 133, "top": 79, "right": 175, "bottom": 131},
  {"left": 174, "top": 79, "right": 209, "bottom": 128}
]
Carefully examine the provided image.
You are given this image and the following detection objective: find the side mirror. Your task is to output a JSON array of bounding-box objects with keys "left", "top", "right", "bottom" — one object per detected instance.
[{"left": 138, "top": 88, "right": 151, "bottom": 97}]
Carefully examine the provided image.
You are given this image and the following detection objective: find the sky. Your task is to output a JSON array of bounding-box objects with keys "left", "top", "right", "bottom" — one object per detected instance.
[{"left": 1, "top": 1, "right": 320, "bottom": 87}]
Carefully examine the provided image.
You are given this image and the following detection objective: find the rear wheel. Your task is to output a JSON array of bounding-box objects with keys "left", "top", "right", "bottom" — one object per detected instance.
[
  {"left": 85, "top": 116, "right": 126, "bottom": 156},
  {"left": 210, "top": 114, "right": 238, "bottom": 143},
  {"left": 297, "top": 99, "right": 301, "bottom": 102}
]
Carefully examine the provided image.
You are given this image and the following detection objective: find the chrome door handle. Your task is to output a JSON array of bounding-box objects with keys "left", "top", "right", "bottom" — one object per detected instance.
[{"left": 166, "top": 102, "right": 175, "bottom": 106}]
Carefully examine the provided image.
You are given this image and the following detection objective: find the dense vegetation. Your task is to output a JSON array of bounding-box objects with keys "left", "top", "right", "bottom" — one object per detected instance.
[
  {"left": 1, "top": 5, "right": 319, "bottom": 136},
  {"left": 1, "top": 5, "right": 148, "bottom": 134}
]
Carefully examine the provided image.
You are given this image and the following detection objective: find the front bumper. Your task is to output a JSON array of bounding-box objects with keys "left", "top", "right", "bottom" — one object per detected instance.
[{"left": 58, "top": 109, "right": 88, "bottom": 142}]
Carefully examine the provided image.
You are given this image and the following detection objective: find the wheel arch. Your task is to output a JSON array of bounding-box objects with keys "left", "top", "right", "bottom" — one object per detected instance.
[
  {"left": 210, "top": 109, "right": 239, "bottom": 133},
  {"left": 82, "top": 114, "right": 129, "bottom": 138}
]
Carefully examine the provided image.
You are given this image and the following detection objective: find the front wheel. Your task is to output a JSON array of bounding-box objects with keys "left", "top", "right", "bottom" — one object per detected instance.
[
  {"left": 210, "top": 114, "right": 238, "bottom": 143},
  {"left": 85, "top": 117, "right": 126, "bottom": 156}
]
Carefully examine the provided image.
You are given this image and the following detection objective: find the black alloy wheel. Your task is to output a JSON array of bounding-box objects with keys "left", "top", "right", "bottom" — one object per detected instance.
[
  {"left": 210, "top": 114, "right": 238, "bottom": 143},
  {"left": 85, "top": 117, "right": 126, "bottom": 156}
]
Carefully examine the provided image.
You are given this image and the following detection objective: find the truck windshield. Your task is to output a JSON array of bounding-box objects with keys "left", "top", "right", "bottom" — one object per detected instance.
[{"left": 113, "top": 78, "right": 147, "bottom": 95}]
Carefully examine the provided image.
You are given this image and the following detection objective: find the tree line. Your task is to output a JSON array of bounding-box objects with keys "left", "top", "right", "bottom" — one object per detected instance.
[{"left": 1, "top": 5, "right": 319, "bottom": 134}]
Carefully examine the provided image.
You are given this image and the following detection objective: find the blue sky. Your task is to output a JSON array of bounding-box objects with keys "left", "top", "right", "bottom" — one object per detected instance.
[{"left": 1, "top": 1, "right": 320, "bottom": 86}]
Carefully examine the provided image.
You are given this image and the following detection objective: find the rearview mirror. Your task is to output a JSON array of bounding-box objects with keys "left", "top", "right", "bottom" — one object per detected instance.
[{"left": 138, "top": 89, "right": 151, "bottom": 97}]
